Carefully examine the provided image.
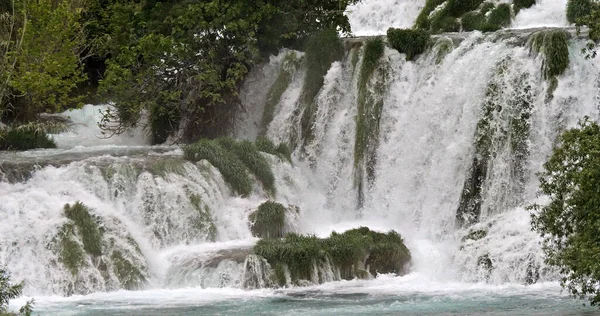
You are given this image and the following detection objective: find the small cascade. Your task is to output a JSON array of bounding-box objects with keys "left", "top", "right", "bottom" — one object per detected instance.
[{"left": 242, "top": 254, "right": 273, "bottom": 289}]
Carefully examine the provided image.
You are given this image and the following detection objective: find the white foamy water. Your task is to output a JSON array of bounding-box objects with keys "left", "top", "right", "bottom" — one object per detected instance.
[
  {"left": 347, "top": 0, "right": 425, "bottom": 36},
  {"left": 513, "top": 0, "right": 569, "bottom": 29}
]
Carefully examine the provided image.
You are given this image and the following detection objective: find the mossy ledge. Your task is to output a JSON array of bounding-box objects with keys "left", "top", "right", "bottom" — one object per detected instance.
[
  {"left": 252, "top": 227, "right": 411, "bottom": 287},
  {"left": 64, "top": 202, "right": 103, "bottom": 256},
  {"left": 185, "top": 137, "right": 289, "bottom": 197},
  {"left": 0, "top": 127, "right": 56, "bottom": 150}
]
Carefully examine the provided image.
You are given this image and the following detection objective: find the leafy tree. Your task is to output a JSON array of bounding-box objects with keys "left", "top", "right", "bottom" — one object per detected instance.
[
  {"left": 96, "top": 0, "right": 360, "bottom": 144},
  {"left": 0, "top": 267, "right": 33, "bottom": 316},
  {"left": 0, "top": 0, "right": 88, "bottom": 122},
  {"left": 530, "top": 117, "right": 600, "bottom": 306}
]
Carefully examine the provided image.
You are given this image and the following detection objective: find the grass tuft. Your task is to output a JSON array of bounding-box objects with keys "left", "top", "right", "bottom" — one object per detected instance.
[
  {"left": 249, "top": 201, "right": 287, "bottom": 238},
  {"left": 387, "top": 28, "right": 430, "bottom": 61}
]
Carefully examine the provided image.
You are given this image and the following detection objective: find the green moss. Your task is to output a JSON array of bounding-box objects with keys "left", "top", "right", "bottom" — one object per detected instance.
[
  {"left": 430, "top": 12, "right": 461, "bottom": 33},
  {"left": 300, "top": 28, "right": 344, "bottom": 143},
  {"left": 462, "top": 229, "right": 488, "bottom": 241},
  {"left": 58, "top": 224, "right": 85, "bottom": 276},
  {"left": 354, "top": 37, "right": 386, "bottom": 193},
  {"left": 249, "top": 201, "right": 287, "bottom": 238},
  {"left": 387, "top": 28, "right": 430, "bottom": 61},
  {"left": 260, "top": 52, "right": 299, "bottom": 137},
  {"left": 461, "top": 12, "right": 486, "bottom": 31},
  {"left": 514, "top": 0, "right": 536, "bottom": 14},
  {"left": 415, "top": 0, "right": 447, "bottom": 29},
  {"left": 529, "top": 30, "right": 570, "bottom": 79},
  {"left": 0, "top": 128, "right": 56, "bottom": 150},
  {"left": 445, "top": 0, "right": 485, "bottom": 17},
  {"left": 433, "top": 38, "right": 454, "bottom": 64},
  {"left": 184, "top": 139, "right": 253, "bottom": 197},
  {"left": 566, "top": 0, "right": 593, "bottom": 24},
  {"left": 111, "top": 250, "right": 147, "bottom": 290},
  {"left": 147, "top": 158, "right": 186, "bottom": 177},
  {"left": 189, "top": 193, "right": 217, "bottom": 242},
  {"left": 273, "top": 263, "right": 287, "bottom": 287},
  {"left": 479, "top": 2, "right": 496, "bottom": 14},
  {"left": 217, "top": 138, "right": 276, "bottom": 196},
  {"left": 253, "top": 227, "right": 411, "bottom": 284},
  {"left": 256, "top": 137, "right": 292, "bottom": 163},
  {"left": 487, "top": 4, "right": 511, "bottom": 28},
  {"left": 64, "top": 202, "right": 102, "bottom": 256}
]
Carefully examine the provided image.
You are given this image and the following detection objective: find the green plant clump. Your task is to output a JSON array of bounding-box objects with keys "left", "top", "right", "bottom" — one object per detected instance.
[
  {"left": 255, "top": 137, "right": 292, "bottom": 163},
  {"left": 300, "top": 28, "right": 344, "bottom": 143},
  {"left": 529, "top": 30, "right": 570, "bottom": 79},
  {"left": 415, "top": 0, "right": 447, "bottom": 29},
  {"left": 387, "top": 28, "right": 430, "bottom": 61},
  {"left": 0, "top": 128, "right": 56, "bottom": 151},
  {"left": 184, "top": 139, "right": 253, "bottom": 197},
  {"left": 253, "top": 227, "right": 411, "bottom": 284},
  {"left": 58, "top": 224, "right": 86, "bottom": 276},
  {"left": 249, "top": 201, "right": 287, "bottom": 238},
  {"left": 217, "top": 138, "right": 276, "bottom": 196},
  {"left": 566, "top": 0, "right": 593, "bottom": 24},
  {"left": 64, "top": 202, "right": 102, "bottom": 256}
]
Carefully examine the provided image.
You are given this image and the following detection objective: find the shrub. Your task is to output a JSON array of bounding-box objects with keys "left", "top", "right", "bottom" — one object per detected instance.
[
  {"left": 64, "top": 202, "right": 103, "bottom": 256},
  {"left": 566, "top": 0, "right": 593, "bottom": 24},
  {"left": 0, "top": 266, "right": 34, "bottom": 316},
  {"left": 184, "top": 139, "right": 253, "bottom": 197},
  {"left": 487, "top": 3, "right": 511, "bottom": 28},
  {"left": 217, "top": 138, "right": 276, "bottom": 196},
  {"left": 387, "top": 28, "right": 430, "bottom": 61},
  {"left": 0, "top": 128, "right": 56, "bottom": 151},
  {"left": 249, "top": 201, "right": 286, "bottom": 238}
]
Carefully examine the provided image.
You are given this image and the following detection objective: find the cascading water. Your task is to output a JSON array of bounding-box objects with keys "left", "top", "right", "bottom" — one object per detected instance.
[{"left": 3, "top": 1, "right": 600, "bottom": 314}]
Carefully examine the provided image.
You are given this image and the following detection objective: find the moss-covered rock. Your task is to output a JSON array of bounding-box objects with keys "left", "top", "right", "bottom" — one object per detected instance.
[
  {"left": 0, "top": 128, "right": 56, "bottom": 150},
  {"left": 528, "top": 30, "right": 570, "bottom": 80},
  {"left": 184, "top": 139, "right": 253, "bottom": 197},
  {"left": 387, "top": 28, "right": 430, "bottom": 61},
  {"left": 487, "top": 4, "right": 511, "bottom": 28},
  {"left": 57, "top": 223, "right": 86, "bottom": 276},
  {"left": 300, "top": 28, "right": 344, "bottom": 143},
  {"left": 249, "top": 201, "right": 287, "bottom": 238},
  {"left": 260, "top": 52, "right": 300, "bottom": 137},
  {"left": 415, "top": 0, "right": 447, "bottom": 30},
  {"left": 189, "top": 193, "right": 217, "bottom": 242},
  {"left": 111, "top": 250, "right": 147, "bottom": 290},
  {"left": 64, "top": 202, "right": 102, "bottom": 256},
  {"left": 253, "top": 227, "right": 411, "bottom": 285}
]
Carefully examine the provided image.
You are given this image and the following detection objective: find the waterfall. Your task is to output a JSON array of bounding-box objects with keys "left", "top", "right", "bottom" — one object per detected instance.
[{"left": 2, "top": 0, "right": 600, "bottom": 300}]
